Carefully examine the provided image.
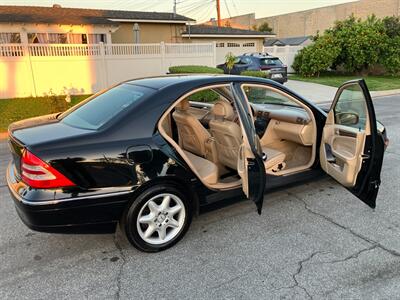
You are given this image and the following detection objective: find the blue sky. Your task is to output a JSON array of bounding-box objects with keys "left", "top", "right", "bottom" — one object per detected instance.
[{"left": 0, "top": 0, "right": 357, "bottom": 23}]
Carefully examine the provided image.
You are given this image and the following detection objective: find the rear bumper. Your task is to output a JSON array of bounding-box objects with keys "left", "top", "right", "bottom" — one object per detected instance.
[{"left": 6, "top": 162, "right": 131, "bottom": 233}]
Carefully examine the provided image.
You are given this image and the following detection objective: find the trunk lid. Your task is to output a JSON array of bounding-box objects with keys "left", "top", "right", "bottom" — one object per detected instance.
[{"left": 8, "top": 113, "right": 93, "bottom": 176}]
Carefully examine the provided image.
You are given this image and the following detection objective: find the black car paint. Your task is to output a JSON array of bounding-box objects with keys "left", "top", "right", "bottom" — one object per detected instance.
[{"left": 6, "top": 75, "right": 383, "bottom": 233}]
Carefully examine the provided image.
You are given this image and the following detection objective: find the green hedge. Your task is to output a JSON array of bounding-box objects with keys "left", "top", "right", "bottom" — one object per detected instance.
[
  {"left": 169, "top": 65, "right": 223, "bottom": 74},
  {"left": 188, "top": 90, "right": 220, "bottom": 103},
  {"left": 240, "top": 70, "right": 269, "bottom": 78}
]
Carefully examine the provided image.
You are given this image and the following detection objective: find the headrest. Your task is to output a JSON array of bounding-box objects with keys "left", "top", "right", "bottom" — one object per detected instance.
[
  {"left": 175, "top": 99, "right": 190, "bottom": 111},
  {"left": 212, "top": 100, "right": 235, "bottom": 120}
]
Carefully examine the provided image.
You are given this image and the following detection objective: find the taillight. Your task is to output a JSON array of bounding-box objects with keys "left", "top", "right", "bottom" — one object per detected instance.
[{"left": 21, "top": 150, "right": 75, "bottom": 189}]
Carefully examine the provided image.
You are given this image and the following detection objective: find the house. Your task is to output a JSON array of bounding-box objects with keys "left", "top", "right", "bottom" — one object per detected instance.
[
  {"left": 182, "top": 25, "right": 275, "bottom": 63},
  {"left": 0, "top": 5, "right": 194, "bottom": 45},
  {"left": 264, "top": 36, "right": 313, "bottom": 47}
]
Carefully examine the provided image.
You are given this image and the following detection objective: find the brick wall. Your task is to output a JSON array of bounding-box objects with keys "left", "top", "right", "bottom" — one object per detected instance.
[{"left": 257, "top": 0, "right": 400, "bottom": 37}]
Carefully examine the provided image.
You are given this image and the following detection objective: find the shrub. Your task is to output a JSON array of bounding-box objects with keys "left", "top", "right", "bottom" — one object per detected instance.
[
  {"left": 168, "top": 65, "right": 223, "bottom": 74},
  {"left": 240, "top": 70, "right": 269, "bottom": 78},
  {"left": 293, "top": 15, "right": 400, "bottom": 75},
  {"left": 225, "top": 52, "right": 236, "bottom": 74},
  {"left": 294, "top": 33, "right": 341, "bottom": 76},
  {"left": 382, "top": 36, "right": 400, "bottom": 75}
]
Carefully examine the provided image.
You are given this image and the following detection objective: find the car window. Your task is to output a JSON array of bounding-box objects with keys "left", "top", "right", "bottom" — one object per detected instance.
[
  {"left": 334, "top": 84, "right": 367, "bottom": 130},
  {"left": 260, "top": 58, "right": 284, "bottom": 66},
  {"left": 243, "top": 85, "right": 300, "bottom": 107},
  {"left": 234, "top": 57, "right": 242, "bottom": 64},
  {"left": 242, "top": 57, "right": 252, "bottom": 64},
  {"left": 188, "top": 89, "right": 220, "bottom": 104},
  {"left": 61, "top": 84, "right": 148, "bottom": 130}
]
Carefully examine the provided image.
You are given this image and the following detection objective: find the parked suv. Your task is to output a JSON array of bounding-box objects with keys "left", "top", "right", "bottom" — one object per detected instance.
[{"left": 217, "top": 53, "right": 288, "bottom": 84}]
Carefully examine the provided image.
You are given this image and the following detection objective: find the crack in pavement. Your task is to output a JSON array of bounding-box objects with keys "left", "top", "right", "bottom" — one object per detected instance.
[
  {"left": 325, "top": 245, "right": 378, "bottom": 264},
  {"left": 113, "top": 235, "right": 126, "bottom": 300},
  {"left": 290, "top": 251, "right": 326, "bottom": 299},
  {"left": 287, "top": 191, "right": 400, "bottom": 258}
]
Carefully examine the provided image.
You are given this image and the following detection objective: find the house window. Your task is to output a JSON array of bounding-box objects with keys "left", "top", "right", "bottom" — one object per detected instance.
[
  {"left": 88, "top": 34, "right": 107, "bottom": 44},
  {"left": 0, "top": 32, "right": 21, "bottom": 43},
  {"left": 243, "top": 42, "right": 255, "bottom": 47},
  {"left": 68, "top": 33, "right": 88, "bottom": 44},
  {"left": 27, "top": 33, "right": 106, "bottom": 44},
  {"left": 48, "top": 33, "right": 68, "bottom": 44},
  {"left": 216, "top": 42, "right": 225, "bottom": 47},
  {"left": 28, "top": 33, "right": 68, "bottom": 44},
  {"left": 227, "top": 42, "right": 240, "bottom": 47},
  {"left": 28, "top": 33, "right": 46, "bottom": 43}
]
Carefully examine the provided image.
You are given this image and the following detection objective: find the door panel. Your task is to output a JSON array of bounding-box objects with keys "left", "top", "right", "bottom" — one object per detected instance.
[
  {"left": 320, "top": 79, "right": 385, "bottom": 208},
  {"left": 231, "top": 83, "right": 266, "bottom": 214}
]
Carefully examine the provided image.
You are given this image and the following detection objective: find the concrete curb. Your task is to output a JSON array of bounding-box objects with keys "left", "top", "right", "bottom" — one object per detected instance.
[{"left": 371, "top": 89, "right": 400, "bottom": 98}]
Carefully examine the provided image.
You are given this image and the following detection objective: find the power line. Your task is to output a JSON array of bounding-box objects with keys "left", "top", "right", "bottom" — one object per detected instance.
[{"left": 224, "top": 0, "right": 231, "bottom": 18}]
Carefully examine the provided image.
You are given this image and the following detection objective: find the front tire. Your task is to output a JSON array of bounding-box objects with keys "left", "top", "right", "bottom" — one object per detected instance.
[{"left": 122, "top": 184, "right": 192, "bottom": 252}]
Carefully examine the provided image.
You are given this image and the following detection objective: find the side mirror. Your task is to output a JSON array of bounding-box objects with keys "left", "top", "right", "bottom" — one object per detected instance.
[{"left": 336, "top": 112, "right": 359, "bottom": 126}]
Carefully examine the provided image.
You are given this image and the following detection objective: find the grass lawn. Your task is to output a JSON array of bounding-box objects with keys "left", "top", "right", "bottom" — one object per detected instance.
[
  {"left": 0, "top": 95, "right": 90, "bottom": 132},
  {"left": 290, "top": 74, "right": 400, "bottom": 91}
]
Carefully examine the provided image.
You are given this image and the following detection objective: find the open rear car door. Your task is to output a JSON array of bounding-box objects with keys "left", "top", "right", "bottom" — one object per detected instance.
[
  {"left": 231, "top": 83, "right": 266, "bottom": 214},
  {"left": 320, "top": 79, "right": 385, "bottom": 208}
]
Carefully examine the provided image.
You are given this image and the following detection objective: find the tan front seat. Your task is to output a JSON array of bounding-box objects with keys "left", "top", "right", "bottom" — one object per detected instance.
[
  {"left": 172, "top": 99, "right": 211, "bottom": 157},
  {"left": 209, "top": 100, "right": 242, "bottom": 170}
]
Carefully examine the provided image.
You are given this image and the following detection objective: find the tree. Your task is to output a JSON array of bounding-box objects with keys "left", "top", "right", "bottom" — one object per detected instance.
[{"left": 255, "top": 22, "right": 273, "bottom": 32}]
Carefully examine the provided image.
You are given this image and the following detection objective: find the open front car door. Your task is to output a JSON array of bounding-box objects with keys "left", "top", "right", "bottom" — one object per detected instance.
[
  {"left": 231, "top": 83, "right": 266, "bottom": 214},
  {"left": 320, "top": 79, "right": 385, "bottom": 208}
]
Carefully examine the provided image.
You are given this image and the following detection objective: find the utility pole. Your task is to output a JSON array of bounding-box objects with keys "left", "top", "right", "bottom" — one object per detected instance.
[
  {"left": 173, "top": 0, "right": 177, "bottom": 17},
  {"left": 216, "top": 0, "right": 221, "bottom": 27}
]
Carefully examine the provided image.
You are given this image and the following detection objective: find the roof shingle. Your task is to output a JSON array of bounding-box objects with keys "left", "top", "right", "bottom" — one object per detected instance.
[
  {"left": 0, "top": 5, "right": 194, "bottom": 25},
  {"left": 183, "top": 25, "right": 274, "bottom": 36}
]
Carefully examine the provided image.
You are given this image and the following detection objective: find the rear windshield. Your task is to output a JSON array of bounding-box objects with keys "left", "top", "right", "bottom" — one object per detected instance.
[
  {"left": 61, "top": 84, "right": 149, "bottom": 130},
  {"left": 260, "top": 58, "right": 283, "bottom": 66}
]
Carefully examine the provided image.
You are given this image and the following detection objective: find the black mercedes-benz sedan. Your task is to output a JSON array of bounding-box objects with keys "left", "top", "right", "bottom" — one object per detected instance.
[{"left": 6, "top": 75, "right": 387, "bottom": 252}]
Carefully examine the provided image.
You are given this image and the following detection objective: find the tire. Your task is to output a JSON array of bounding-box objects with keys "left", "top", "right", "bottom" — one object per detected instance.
[{"left": 121, "top": 184, "right": 192, "bottom": 252}]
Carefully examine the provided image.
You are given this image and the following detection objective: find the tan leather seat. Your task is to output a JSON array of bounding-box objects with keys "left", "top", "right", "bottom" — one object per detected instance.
[
  {"left": 209, "top": 100, "right": 242, "bottom": 170},
  {"left": 183, "top": 151, "right": 218, "bottom": 184},
  {"left": 262, "top": 147, "right": 286, "bottom": 171},
  {"left": 172, "top": 99, "right": 211, "bottom": 157}
]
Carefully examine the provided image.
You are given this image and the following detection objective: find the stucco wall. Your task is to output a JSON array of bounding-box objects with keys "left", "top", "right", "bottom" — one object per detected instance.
[
  {"left": 257, "top": 0, "right": 400, "bottom": 37},
  {"left": 111, "top": 23, "right": 186, "bottom": 43}
]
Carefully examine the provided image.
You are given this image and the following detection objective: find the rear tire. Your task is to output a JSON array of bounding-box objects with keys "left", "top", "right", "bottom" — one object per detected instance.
[{"left": 121, "top": 184, "right": 192, "bottom": 252}]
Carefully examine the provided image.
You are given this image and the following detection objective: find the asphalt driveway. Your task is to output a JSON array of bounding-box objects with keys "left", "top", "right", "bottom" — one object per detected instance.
[{"left": 0, "top": 95, "right": 399, "bottom": 299}]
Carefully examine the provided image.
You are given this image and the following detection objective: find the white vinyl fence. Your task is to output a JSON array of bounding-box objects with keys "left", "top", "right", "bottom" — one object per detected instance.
[
  {"left": 263, "top": 45, "right": 304, "bottom": 73},
  {"left": 0, "top": 42, "right": 216, "bottom": 99}
]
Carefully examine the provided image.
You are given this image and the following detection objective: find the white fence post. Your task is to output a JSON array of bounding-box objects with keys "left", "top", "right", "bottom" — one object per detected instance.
[
  {"left": 160, "top": 42, "right": 166, "bottom": 73},
  {"left": 24, "top": 43, "right": 37, "bottom": 97},
  {"left": 99, "top": 42, "right": 108, "bottom": 89}
]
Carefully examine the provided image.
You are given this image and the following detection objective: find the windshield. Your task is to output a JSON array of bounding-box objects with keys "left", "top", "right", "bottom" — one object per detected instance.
[
  {"left": 260, "top": 58, "right": 283, "bottom": 66},
  {"left": 243, "top": 86, "right": 300, "bottom": 107},
  {"left": 61, "top": 84, "right": 149, "bottom": 130}
]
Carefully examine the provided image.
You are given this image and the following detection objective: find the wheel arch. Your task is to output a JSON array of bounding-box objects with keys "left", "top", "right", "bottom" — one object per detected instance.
[{"left": 123, "top": 176, "right": 200, "bottom": 219}]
